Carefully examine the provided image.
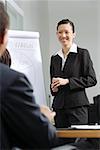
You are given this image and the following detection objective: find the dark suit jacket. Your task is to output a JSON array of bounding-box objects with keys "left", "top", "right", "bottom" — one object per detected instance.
[
  {"left": 0, "top": 63, "right": 58, "bottom": 149},
  {"left": 50, "top": 47, "right": 97, "bottom": 109}
]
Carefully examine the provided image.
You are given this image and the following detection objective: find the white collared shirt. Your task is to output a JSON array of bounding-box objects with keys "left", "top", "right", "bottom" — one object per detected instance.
[{"left": 56, "top": 43, "right": 77, "bottom": 70}]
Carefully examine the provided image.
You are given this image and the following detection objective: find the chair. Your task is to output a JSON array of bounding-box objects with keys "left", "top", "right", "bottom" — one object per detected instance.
[
  {"left": 88, "top": 95, "right": 100, "bottom": 125},
  {"left": 93, "top": 95, "right": 100, "bottom": 124}
]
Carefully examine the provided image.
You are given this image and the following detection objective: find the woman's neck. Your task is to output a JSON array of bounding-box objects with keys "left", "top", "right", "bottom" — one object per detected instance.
[{"left": 62, "top": 46, "right": 70, "bottom": 57}]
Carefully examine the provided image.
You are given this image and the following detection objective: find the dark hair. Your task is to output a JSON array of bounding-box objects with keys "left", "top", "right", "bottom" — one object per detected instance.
[
  {"left": 0, "top": 2, "right": 9, "bottom": 39},
  {"left": 0, "top": 49, "right": 11, "bottom": 67},
  {"left": 56, "top": 19, "right": 75, "bottom": 33}
]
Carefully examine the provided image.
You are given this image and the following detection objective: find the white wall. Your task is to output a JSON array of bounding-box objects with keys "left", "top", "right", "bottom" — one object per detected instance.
[{"left": 48, "top": 0, "right": 99, "bottom": 103}]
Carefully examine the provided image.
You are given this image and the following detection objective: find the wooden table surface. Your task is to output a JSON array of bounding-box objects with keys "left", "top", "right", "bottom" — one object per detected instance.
[{"left": 56, "top": 129, "right": 100, "bottom": 138}]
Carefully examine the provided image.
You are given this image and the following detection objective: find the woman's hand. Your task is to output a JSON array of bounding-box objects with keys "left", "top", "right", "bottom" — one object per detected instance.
[{"left": 51, "top": 77, "right": 69, "bottom": 89}]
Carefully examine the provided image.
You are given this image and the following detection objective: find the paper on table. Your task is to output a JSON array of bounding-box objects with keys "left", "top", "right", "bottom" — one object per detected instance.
[{"left": 71, "top": 125, "right": 100, "bottom": 129}]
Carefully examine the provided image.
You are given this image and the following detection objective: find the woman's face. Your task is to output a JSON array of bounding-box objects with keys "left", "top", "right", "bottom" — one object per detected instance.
[{"left": 56, "top": 23, "right": 75, "bottom": 48}]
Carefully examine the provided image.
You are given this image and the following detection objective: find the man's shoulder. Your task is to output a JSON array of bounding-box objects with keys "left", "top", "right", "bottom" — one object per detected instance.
[
  {"left": 0, "top": 63, "right": 21, "bottom": 76},
  {"left": 0, "top": 63, "right": 25, "bottom": 84}
]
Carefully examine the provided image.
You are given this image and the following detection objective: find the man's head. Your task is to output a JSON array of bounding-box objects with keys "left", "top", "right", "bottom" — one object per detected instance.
[{"left": 0, "top": 1, "right": 9, "bottom": 57}]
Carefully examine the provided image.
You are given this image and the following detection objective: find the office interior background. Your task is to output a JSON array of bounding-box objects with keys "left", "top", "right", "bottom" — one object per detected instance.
[{"left": 3, "top": 0, "right": 100, "bottom": 105}]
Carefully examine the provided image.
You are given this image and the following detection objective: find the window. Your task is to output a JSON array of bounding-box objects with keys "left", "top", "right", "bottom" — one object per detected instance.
[{"left": 6, "top": 0, "right": 24, "bottom": 30}]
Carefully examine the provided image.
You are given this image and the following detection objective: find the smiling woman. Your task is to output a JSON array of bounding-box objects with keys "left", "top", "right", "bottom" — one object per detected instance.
[{"left": 50, "top": 19, "right": 97, "bottom": 131}]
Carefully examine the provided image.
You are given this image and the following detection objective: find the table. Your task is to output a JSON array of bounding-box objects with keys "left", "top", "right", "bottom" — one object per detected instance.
[{"left": 56, "top": 129, "right": 100, "bottom": 138}]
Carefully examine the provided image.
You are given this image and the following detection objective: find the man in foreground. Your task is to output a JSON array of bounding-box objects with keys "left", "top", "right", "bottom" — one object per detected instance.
[{"left": 0, "top": 1, "right": 56, "bottom": 149}]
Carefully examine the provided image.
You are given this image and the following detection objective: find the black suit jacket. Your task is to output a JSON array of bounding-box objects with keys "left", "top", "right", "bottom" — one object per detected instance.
[
  {"left": 50, "top": 47, "right": 97, "bottom": 109},
  {"left": 0, "top": 63, "right": 58, "bottom": 149}
]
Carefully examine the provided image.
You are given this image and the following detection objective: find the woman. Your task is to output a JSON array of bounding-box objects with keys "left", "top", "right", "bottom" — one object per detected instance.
[{"left": 50, "top": 19, "right": 97, "bottom": 128}]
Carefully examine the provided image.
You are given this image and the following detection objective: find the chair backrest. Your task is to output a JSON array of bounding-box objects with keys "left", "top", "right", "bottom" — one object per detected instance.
[
  {"left": 88, "top": 95, "right": 100, "bottom": 125},
  {"left": 88, "top": 103, "right": 97, "bottom": 125},
  {"left": 93, "top": 95, "right": 100, "bottom": 125}
]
